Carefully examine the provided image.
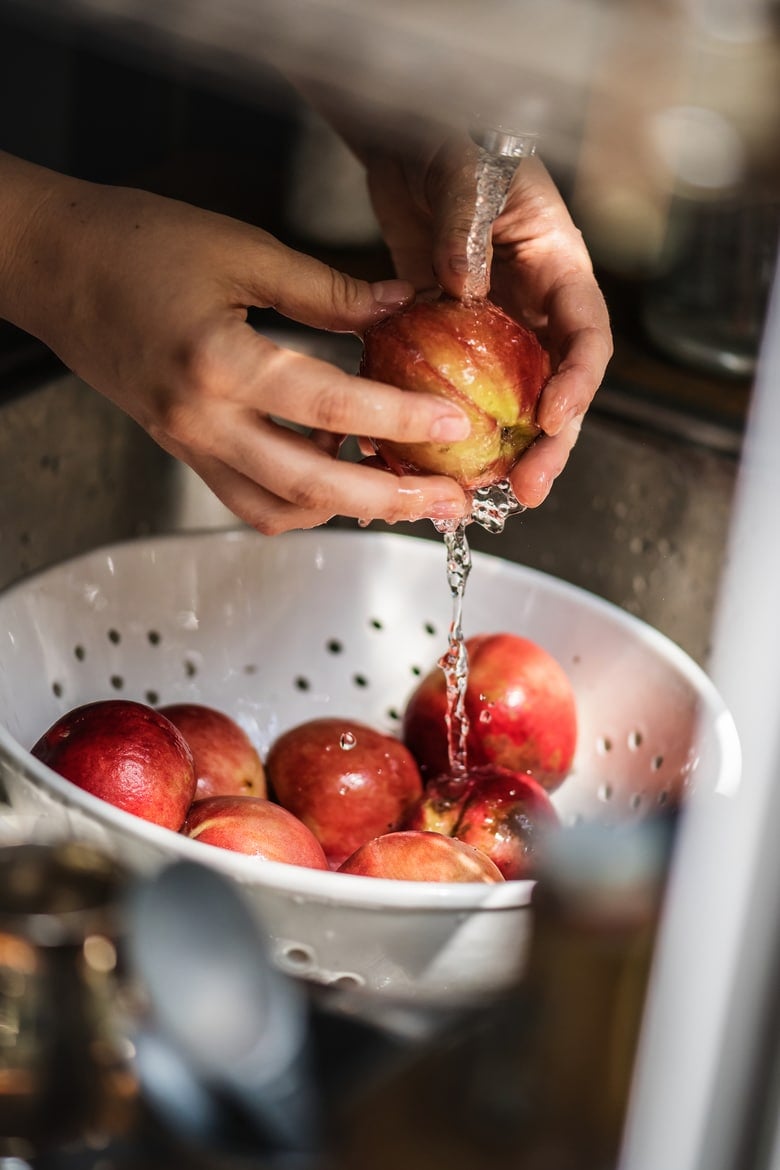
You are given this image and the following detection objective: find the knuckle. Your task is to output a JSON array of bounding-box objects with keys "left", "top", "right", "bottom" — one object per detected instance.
[
  {"left": 249, "top": 511, "right": 293, "bottom": 537},
  {"left": 327, "top": 267, "right": 363, "bottom": 316},
  {"left": 251, "top": 503, "right": 333, "bottom": 535},
  {"left": 150, "top": 397, "right": 203, "bottom": 452},
  {"left": 174, "top": 330, "right": 222, "bottom": 398},
  {"left": 311, "top": 384, "right": 352, "bottom": 433},
  {"left": 150, "top": 331, "right": 228, "bottom": 450},
  {"left": 394, "top": 392, "right": 429, "bottom": 438},
  {"left": 287, "top": 475, "right": 336, "bottom": 515}
]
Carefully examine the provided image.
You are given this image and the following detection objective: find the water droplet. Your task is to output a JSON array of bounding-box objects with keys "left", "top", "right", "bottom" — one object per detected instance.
[
  {"left": 479, "top": 709, "right": 492, "bottom": 725},
  {"left": 339, "top": 731, "right": 357, "bottom": 751}
]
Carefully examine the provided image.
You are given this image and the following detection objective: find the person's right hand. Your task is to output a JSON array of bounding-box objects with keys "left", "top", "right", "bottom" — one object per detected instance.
[
  {"left": 360, "top": 138, "right": 613, "bottom": 508},
  {"left": 0, "top": 151, "right": 471, "bottom": 534}
]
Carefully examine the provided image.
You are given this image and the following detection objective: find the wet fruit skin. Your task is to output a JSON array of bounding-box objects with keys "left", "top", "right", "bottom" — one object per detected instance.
[
  {"left": 158, "top": 703, "right": 266, "bottom": 801},
  {"left": 182, "top": 795, "right": 329, "bottom": 870},
  {"left": 449, "top": 765, "right": 560, "bottom": 880},
  {"left": 30, "top": 699, "right": 197, "bottom": 831},
  {"left": 338, "top": 829, "right": 504, "bottom": 883},
  {"left": 265, "top": 717, "right": 424, "bottom": 869},
  {"left": 403, "top": 770, "right": 478, "bottom": 836},
  {"left": 403, "top": 632, "right": 578, "bottom": 791},
  {"left": 360, "top": 297, "right": 550, "bottom": 489}
]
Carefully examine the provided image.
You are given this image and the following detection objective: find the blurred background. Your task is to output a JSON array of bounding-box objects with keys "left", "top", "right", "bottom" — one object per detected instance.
[{"left": 0, "top": 3, "right": 779, "bottom": 1169}]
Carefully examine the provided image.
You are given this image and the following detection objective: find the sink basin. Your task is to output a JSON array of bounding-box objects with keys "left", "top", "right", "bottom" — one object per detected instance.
[{"left": 0, "top": 331, "right": 737, "bottom": 666}]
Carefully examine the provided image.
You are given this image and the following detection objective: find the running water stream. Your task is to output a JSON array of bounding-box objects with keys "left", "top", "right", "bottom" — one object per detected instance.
[
  {"left": 463, "top": 149, "right": 519, "bottom": 303},
  {"left": 433, "top": 484, "right": 525, "bottom": 780},
  {"left": 432, "top": 145, "right": 529, "bottom": 777}
]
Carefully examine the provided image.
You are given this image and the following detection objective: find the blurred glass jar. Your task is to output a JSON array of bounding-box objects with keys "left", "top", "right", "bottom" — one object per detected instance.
[
  {"left": 641, "top": 191, "right": 779, "bottom": 379},
  {"left": 0, "top": 841, "right": 138, "bottom": 1158}
]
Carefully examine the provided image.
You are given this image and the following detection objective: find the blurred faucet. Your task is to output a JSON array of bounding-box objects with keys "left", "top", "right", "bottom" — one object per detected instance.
[{"left": 470, "top": 123, "right": 539, "bottom": 162}]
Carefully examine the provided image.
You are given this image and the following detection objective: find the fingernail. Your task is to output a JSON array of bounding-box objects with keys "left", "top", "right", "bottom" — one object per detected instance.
[
  {"left": 371, "top": 280, "right": 414, "bottom": 306},
  {"left": 428, "top": 499, "right": 468, "bottom": 521},
  {"left": 429, "top": 412, "right": 471, "bottom": 442},
  {"left": 531, "top": 469, "right": 554, "bottom": 501}
]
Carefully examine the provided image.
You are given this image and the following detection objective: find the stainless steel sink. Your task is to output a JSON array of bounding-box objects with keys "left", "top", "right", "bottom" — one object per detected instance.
[{"left": 0, "top": 331, "right": 738, "bottom": 667}]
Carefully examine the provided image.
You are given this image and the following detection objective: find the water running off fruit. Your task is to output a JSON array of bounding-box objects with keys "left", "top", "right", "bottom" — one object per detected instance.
[
  {"left": 434, "top": 483, "right": 525, "bottom": 778},
  {"left": 435, "top": 145, "right": 526, "bottom": 776}
]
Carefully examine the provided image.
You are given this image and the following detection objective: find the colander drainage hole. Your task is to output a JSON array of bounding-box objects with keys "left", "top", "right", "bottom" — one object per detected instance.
[
  {"left": 598, "top": 783, "right": 613, "bottom": 802},
  {"left": 369, "top": 619, "right": 384, "bottom": 631},
  {"left": 326, "top": 639, "right": 344, "bottom": 654},
  {"left": 424, "top": 621, "right": 437, "bottom": 636},
  {"left": 74, "top": 645, "right": 86, "bottom": 662},
  {"left": 628, "top": 730, "right": 643, "bottom": 750},
  {"left": 629, "top": 793, "right": 643, "bottom": 811},
  {"left": 110, "top": 675, "right": 124, "bottom": 691},
  {"left": 294, "top": 676, "right": 311, "bottom": 692},
  {"left": 52, "top": 681, "right": 63, "bottom": 698},
  {"left": 651, "top": 754, "right": 664, "bottom": 771},
  {"left": 145, "top": 690, "right": 160, "bottom": 706},
  {"left": 147, "top": 630, "right": 161, "bottom": 646},
  {"left": 280, "top": 943, "right": 316, "bottom": 970},
  {"left": 352, "top": 674, "right": 369, "bottom": 689},
  {"left": 328, "top": 973, "right": 366, "bottom": 989},
  {"left": 596, "top": 736, "right": 613, "bottom": 755},
  {"left": 107, "top": 629, "right": 121, "bottom": 645}
]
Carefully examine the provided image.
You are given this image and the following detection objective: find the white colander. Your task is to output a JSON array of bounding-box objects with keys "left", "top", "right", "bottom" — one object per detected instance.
[{"left": 0, "top": 528, "right": 739, "bottom": 998}]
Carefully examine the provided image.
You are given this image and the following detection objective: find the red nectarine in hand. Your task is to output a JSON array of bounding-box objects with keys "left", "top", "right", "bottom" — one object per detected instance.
[
  {"left": 31, "top": 699, "right": 196, "bottom": 831},
  {"left": 360, "top": 297, "right": 550, "bottom": 489}
]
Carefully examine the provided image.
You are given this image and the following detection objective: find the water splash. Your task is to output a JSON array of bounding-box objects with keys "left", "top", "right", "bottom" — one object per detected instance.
[{"left": 470, "top": 479, "right": 526, "bottom": 534}]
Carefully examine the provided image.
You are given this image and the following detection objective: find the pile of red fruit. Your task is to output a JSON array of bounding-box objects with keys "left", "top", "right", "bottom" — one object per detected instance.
[{"left": 30, "top": 632, "right": 577, "bottom": 884}]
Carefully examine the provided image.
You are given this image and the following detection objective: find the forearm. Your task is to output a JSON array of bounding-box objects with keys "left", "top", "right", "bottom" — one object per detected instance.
[{"left": 0, "top": 151, "right": 86, "bottom": 341}]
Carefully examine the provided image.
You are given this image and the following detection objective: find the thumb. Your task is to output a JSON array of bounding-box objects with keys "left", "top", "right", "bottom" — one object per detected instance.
[{"left": 249, "top": 240, "right": 414, "bottom": 333}]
